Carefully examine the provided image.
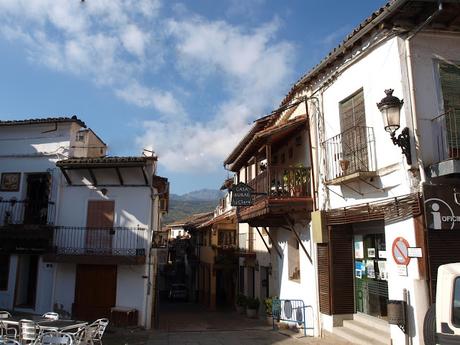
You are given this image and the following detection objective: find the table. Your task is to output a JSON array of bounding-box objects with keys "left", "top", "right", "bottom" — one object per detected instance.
[
  {"left": 37, "top": 320, "right": 88, "bottom": 332},
  {"left": 1, "top": 317, "right": 87, "bottom": 331}
]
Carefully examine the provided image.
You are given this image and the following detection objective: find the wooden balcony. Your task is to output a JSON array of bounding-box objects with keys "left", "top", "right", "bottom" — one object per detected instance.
[
  {"left": 43, "top": 226, "right": 147, "bottom": 265},
  {"left": 238, "top": 166, "right": 313, "bottom": 227}
]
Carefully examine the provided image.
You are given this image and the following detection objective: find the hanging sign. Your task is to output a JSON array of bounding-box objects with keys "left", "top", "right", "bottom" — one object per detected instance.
[
  {"left": 423, "top": 183, "right": 460, "bottom": 230},
  {"left": 392, "top": 237, "right": 411, "bottom": 266},
  {"left": 231, "top": 182, "right": 254, "bottom": 206}
]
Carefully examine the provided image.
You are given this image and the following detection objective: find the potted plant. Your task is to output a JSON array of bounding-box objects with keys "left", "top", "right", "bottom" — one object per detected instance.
[
  {"left": 236, "top": 294, "right": 247, "bottom": 314},
  {"left": 264, "top": 297, "right": 274, "bottom": 325},
  {"left": 246, "top": 297, "right": 260, "bottom": 318},
  {"left": 293, "top": 164, "right": 310, "bottom": 197},
  {"left": 339, "top": 159, "right": 350, "bottom": 172}
]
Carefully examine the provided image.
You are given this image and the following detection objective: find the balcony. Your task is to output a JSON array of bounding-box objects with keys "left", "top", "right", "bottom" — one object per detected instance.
[
  {"left": 43, "top": 226, "right": 147, "bottom": 265},
  {"left": 429, "top": 110, "right": 460, "bottom": 177},
  {"left": 237, "top": 166, "right": 313, "bottom": 227},
  {"left": 236, "top": 232, "right": 255, "bottom": 257},
  {"left": 323, "top": 126, "right": 377, "bottom": 184},
  {"left": 0, "top": 199, "right": 55, "bottom": 254}
]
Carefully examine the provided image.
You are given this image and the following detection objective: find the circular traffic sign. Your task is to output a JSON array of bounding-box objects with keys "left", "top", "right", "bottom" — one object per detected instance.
[{"left": 392, "top": 237, "right": 411, "bottom": 265}]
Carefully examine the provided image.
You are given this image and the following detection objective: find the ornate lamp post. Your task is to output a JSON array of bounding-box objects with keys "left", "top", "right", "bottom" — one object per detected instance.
[{"left": 377, "top": 89, "right": 411, "bottom": 164}]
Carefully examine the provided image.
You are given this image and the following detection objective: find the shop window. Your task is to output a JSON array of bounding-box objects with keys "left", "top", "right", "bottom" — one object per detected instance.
[
  {"left": 0, "top": 255, "right": 9, "bottom": 290},
  {"left": 288, "top": 236, "right": 301, "bottom": 281},
  {"left": 453, "top": 277, "right": 460, "bottom": 327}
]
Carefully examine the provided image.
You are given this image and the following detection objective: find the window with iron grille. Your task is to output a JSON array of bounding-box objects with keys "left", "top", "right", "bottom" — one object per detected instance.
[{"left": 339, "top": 89, "right": 368, "bottom": 172}]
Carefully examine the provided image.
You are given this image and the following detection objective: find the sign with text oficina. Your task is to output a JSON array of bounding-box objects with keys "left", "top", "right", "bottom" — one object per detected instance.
[
  {"left": 423, "top": 183, "right": 460, "bottom": 230},
  {"left": 231, "top": 182, "right": 254, "bottom": 206}
]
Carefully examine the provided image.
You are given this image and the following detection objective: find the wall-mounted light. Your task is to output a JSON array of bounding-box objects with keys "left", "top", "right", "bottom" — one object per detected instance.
[
  {"left": 377, "top": 89, "right": 412, "bottom": 165},
  {"left": 100, "top": 188, "right": 108, "bottom": 196}
]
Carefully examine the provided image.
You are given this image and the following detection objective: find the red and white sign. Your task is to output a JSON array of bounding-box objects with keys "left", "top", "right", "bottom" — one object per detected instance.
[{"left": 392, "top": 237, "right": 411, "bottom": 266}]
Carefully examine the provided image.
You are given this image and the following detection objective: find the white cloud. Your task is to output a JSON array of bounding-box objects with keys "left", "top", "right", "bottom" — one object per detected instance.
[{"left": 0, "top": 1, "right": 296, "bottom": 173}]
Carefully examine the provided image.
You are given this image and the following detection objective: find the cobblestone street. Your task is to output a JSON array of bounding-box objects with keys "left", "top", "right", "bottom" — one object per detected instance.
[{"left": 103, "top": 302, "right": 354, "bottom": 345}]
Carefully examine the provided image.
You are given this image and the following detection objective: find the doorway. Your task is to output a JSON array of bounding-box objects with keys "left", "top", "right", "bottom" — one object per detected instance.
[
  {"left": 85, "top": 200, "right": 114, "bottom": 254},
  {"left": 24, "top": 173, "right": 50, "bottom": 224},
  {"left": 14, "top": 255, "right": 39, "bottom": 309},
  {"left": 353, "top": 222, "right": 388, "bottom": 319},
  {"left": 74, "top": 264, "right": 117, "bottom": 320}
]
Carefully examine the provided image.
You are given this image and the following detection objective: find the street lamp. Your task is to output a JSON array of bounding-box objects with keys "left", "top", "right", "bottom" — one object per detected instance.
[{"left": 377, "top": 89, "right": 412, "bottom": 165}]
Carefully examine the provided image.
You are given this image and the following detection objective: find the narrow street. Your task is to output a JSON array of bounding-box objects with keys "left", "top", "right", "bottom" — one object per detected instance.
[{"left": 103, "top": 301, "right": 354, "bottom": 345}]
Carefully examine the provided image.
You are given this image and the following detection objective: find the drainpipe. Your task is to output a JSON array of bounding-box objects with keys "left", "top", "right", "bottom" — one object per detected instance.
[{"left": 404, "top": 0, "right": 443, "bottom": 185}]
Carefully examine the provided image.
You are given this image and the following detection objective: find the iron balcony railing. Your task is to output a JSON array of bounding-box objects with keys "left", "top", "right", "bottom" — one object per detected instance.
[
  {"left": 432, "top": 109, "right": 460, "bottom": 163},
  {"left": 0, "top": 199, "right": 55, "bottom": 226},
  {"left": 247, "top": 166, "right": 311, "bottom": 200},
  {"left": 238, "top": 232, "right": 255, "bottom": 253},
  {"left": 51, "top": 226, "right": 147, "bottom": 257},
  {"left": 323, "top": 126, "right": 376, "bottom": 181}
]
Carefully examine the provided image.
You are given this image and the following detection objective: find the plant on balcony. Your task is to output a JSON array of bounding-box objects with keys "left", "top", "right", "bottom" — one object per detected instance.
[
  {"left": 236, "top": 294, "right": 247, "bottom": 314},
  {"left": 293, "top": 164, "right": 310, "bottom": 197},
  {"left": 246, "top": 297, "right": 260, "bottom": 318}
]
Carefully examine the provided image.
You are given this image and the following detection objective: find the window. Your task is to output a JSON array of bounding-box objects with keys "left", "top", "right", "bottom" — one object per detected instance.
[
  {"left": 218, "top": 230, "right": 235, "bottom": 247},
  {"left": 288, "top": 235, "right": 301, "bottom": 281},
  {"left": 76, "top": 132, "right": 85, "bottom": 142},
  {"left": 439, "top": 62, "right": 460, "bottom": 158},
  {"left": 453, "top": 277, "right": 460, "bottom": 327},
  {"left": 339, "top": 89, "right": 369, "bottom": 172},
  {"left": 0, "top": 255, "right": 10, "bottom": 290}
]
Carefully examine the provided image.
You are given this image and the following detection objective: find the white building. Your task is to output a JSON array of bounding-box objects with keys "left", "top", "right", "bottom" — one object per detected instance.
[
  {"left": 0, "top": 116, "right": 168, "bottom": 329},
  {"left": 275, "top": 1, "right": 460, "bottom": 344}
]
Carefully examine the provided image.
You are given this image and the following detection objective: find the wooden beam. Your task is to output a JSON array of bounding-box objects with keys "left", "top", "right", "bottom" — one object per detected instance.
[
  {"left": 255, "top": 227, "right": 271, "bottom": 255},
  {"left": 115, "top": 167, "right": 124, "bottom": 186},
  {"left": 88, "top": 168, "right": 98, "bottom": 186},
  {"left": 262, "top": 227, "right": 282, "bottom": 259},
  {"left": 59, "top": 167, "right": 72, "bottom": 185},
  {"left": 284, "top": 216, "right": 312, "bottom": 264},
  {"left": 141, "top": 166, "right": 149, "bottom": 185}
]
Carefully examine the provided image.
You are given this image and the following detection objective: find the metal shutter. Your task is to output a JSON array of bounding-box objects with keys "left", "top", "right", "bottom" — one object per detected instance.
[{"left": 317, "top": 243, "right": 331, "bottom": 315}]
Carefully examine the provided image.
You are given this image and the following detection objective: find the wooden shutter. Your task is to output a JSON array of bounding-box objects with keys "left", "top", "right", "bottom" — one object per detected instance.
[
  {"left": 317, "top": 243, "right": 331, "bottom": 315},
  {"left": 339, "top": 89, "right": 368, "bottom": 172},
  {"left": 329, "top": 225, "right": 354, "bottom": 314},
  {"left": 427, "top": 230, "right": 460, "bottom": 303},
  {"left": 86, "top": 200, "right": 114, "bottom": 252},
  {"left": 439, "top": 62, "right": 460, "bottom": 153}
]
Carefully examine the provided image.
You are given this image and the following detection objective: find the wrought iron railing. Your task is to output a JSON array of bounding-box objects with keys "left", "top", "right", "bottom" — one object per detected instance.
[
  {"left": 432, "top": 109, "right": 460, "bottom": 162},
  {"left": 51, "top": 226, "right": 147, "bottom": 257},
  {"left": 323, "top": 126, "right": 376, "bottom": 181},
  {"left": 0, "top": 199, "right": 55, "bottom": 226},
  {"left": 247, "top": 166, "right": 311, "bottom": 199}
]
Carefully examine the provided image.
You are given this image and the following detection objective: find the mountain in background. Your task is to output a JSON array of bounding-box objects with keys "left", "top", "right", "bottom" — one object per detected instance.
[{"left": 163, "top": 189, "right": 225, "bottom": 225}]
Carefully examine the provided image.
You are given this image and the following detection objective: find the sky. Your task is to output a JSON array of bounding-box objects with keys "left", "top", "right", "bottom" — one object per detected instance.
[{"left": 0, "top": 0, "right": 387, "bottom": 195}]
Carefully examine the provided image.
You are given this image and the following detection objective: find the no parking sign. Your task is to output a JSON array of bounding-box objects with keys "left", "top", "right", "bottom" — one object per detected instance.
[{"left": 392, "top": 237, "right": 411, "bottom": 266}]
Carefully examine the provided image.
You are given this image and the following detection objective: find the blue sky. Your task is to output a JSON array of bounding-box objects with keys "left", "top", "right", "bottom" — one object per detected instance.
[{"left": 0, "top": 0, "right": 386, "bottom": 194}]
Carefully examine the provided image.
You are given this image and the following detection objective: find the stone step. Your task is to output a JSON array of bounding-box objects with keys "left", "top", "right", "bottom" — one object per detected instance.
[
  {"left": 352, "top": 313, "right": 390, "bottom": 333},
  {"left": 342, "top": 320, "right": 391, "bottom": 345},
  {"left": 333, "top": 326, "right": 389, "bottom": 345}
]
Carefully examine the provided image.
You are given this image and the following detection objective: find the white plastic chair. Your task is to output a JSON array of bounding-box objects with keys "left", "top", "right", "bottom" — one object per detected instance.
[
  {"left": 0, "top": 338, "right": 21, "bottom": 345},
  {"left": 0, "top": 320, "right": 17, "bottom": 340},
  {"left": 0, "top": 312, "right": 11, "bottom": 320},
  {"left": 42, "top": 312, "right": 60, "bottom": 321},
  {"left": 18, "top": 319, "right": 39, "bottom": 344},
  {"left": 36, "top": 331, "right": 73, "bottom": 345},
  {"left": 84, "top": 319, "right": 109, "bottom": 345}
]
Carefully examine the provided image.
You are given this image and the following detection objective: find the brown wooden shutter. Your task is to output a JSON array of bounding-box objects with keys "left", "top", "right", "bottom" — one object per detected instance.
[
  {"left": 317, "top": 243, "right": 331, "bottom": 315},
  {"left": 427, "top": 230, "right": 460, "bottom": 303},
  {"left": 329, "top": 225, "right": 355, "bottom": 314}
]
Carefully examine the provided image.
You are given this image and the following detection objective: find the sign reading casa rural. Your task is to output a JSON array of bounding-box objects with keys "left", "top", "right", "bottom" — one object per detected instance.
[{"left": 231, "top": 182, "right": 254, "bottom": 206}]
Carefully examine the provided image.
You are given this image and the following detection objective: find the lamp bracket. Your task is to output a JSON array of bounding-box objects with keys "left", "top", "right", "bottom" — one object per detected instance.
[{"left": 390, "top": 127, "right": 412, "bottom": 165}]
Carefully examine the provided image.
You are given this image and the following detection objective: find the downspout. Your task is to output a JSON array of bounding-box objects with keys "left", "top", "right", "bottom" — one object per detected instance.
[{"left": 404, "top": 0, "right": 443, "bottom": 185}]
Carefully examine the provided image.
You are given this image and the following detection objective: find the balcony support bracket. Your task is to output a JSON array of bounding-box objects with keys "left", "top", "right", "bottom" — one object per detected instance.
[
  {"left": 263, "top": 227, "right": 282, "bottom": 259},
  {"left": 255, "top": 227, "right": 271, "bottom": 255},
  {"left": 284, "top": 216, "right": 312, "bottom": 264},
  {"left": 341, "top": 183, "right": 364, "bottom": 196},
  {"left": 357, "top": 177, "right": 385, "bottom": 192},
  {"left": 59, "top": 167, "right": 72, "bottom": 185}
]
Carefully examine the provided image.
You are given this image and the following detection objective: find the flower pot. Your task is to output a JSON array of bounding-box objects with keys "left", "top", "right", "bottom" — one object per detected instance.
[
  {"left": 246, "top": 308, "right": 258, "bottom": 318},
  {"left": 236, "top": 305, "right": 245, "bottom": 314},
  {"left": 339, "top": 159, "right": 350, "bottom": 172},
  {"left": 266, "top": 315, "right": 273, "bottom": 326}
]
